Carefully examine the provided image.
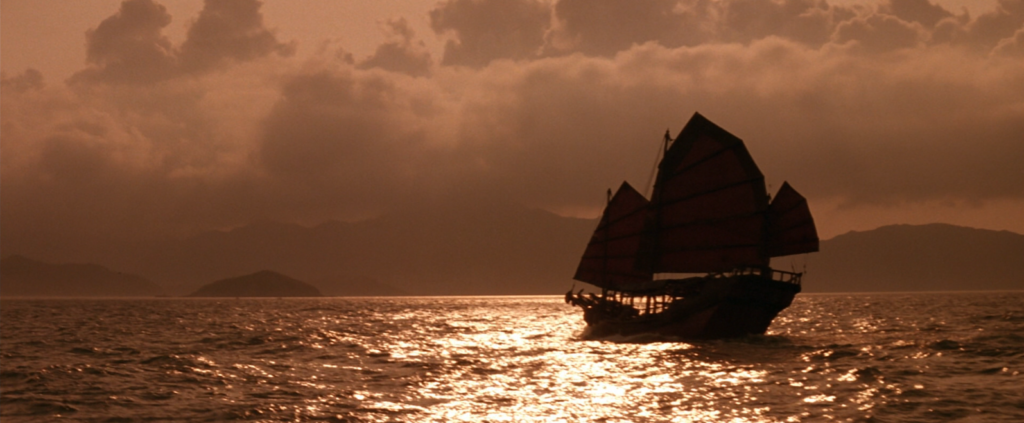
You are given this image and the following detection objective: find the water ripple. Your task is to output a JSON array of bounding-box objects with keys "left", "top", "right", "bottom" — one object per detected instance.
[{"left": 2, "top": 293, "right": 1023, "bottom": 421}]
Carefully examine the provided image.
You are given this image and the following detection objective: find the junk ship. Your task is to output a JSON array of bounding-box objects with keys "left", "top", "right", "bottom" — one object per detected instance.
[{"left": 567, "top": 112, "right": 819, "bottom": 339}]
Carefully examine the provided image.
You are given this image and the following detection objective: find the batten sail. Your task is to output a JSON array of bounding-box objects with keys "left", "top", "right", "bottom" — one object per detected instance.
[
  {"left": 641, "top": 113, "right": 770, "bottom": 273},
  {"left": 766, "top": 182, "right": 819, "bottom": 257},
  {"left": 574, "top": 182, "right": 653, "bottom": 290}
]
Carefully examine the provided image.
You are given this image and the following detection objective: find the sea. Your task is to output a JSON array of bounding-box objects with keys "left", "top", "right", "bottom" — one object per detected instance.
[{"left": 1, "top": 292, "right": 1022, "bottom": 422}]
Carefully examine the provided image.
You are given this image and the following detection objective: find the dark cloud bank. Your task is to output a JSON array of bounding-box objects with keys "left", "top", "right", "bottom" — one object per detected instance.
[{"left": 2, "top": 0, "right": 1023, "bottom": 293}]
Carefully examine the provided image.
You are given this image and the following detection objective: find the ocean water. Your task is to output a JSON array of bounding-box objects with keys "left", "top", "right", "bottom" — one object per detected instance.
[{"left": 1, "top": 292, "right": 1022, "bottom": 422}]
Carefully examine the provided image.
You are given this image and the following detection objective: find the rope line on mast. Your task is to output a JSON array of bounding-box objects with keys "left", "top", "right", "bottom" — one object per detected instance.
[{"left": 644, "top": 129, "right": 670, "bottom": 197}]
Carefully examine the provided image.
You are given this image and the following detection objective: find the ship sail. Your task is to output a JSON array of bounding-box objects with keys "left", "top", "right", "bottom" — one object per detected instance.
[
  {"left": 640, "top": 113, "right": 770, "bottom": 273},
  {"left": 573, "top": 182, "right": 653, "bottom": 290},
  {"left": 766, "top": 182, "right": 819, "bottom": 257}
]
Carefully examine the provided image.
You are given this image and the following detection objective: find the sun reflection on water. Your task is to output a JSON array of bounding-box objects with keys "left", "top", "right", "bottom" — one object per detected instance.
[
  {"left": 282, "top": 297, "right": 830, "bottom": 422},
  {"left": 7, "top": 295, "right": 1018, "bottom": 421}
]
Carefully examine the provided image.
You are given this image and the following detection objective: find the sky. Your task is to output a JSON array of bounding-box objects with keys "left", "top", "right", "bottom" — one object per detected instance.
[{"left": 2, "top": 0, "right": 1023, "bottom": 262}]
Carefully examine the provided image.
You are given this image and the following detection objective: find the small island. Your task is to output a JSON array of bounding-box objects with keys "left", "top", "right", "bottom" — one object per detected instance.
[{"left": 188, "top": 270, "right": 323, "bottom": 297}]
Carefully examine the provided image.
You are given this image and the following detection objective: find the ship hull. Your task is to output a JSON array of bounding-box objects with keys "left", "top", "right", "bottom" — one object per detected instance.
[{"left": 576, "top": 273, "right": 800, "bottom": 340}]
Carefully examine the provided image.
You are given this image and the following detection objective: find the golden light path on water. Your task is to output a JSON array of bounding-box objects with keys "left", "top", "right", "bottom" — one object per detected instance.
[
  {"left": 279, "top": 296, "right": 882, "bottom": 422},
  {"left": 4, "top": 294, "right": 1021, "bottom": 422}
]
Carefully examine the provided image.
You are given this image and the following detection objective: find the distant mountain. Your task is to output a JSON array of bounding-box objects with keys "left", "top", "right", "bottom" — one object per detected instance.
[
  {"left": 10, "top": 209, "right": 1017, "bottom": 296},
  {"left": 0, "top": 255, "right": 162, "bottom": 297},
  {"left": 187, "top": 270, "right": 322, "bottom": 297},
  {"left": 123, "top": 202, "right": 596, "bottom": 296},
  {"left": 803, "top": 224, "right": 1024, "bottom": 292}
]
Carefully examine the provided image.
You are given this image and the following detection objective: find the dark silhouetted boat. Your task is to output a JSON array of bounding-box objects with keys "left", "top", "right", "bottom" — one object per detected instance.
[{"left": 566, "top": 112, "right": 819, "bottom": 339}]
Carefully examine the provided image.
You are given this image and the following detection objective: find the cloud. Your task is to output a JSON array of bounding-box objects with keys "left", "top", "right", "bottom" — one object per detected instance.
[
  {"left": 357, "top": 18, "right": 433, "bottom": 77},
  {"left": 883, "top": 0, "right": 957, "bottom": 28},
  {"left": 714, "top": 0, "right": 841, "bottom": 46},
  {"left": 429, "top": 0, "right": 551, "bottom": 66},
  {"left": 926, "top": 0, "right": 1024, "bottom": 50},
  {"left": 70, "top": 0, "right": 293, "bottom": 85},
  {"left": 549, "top": 0, "right": 866, "bottom": 53},
  {"left": 546, "top": 0, "right": 1024, "bottom": 55},
  {"left": 2, "top": 0, "right": 1024, "bottom": 261},
  {"left": 993, "top": 25, "right": 1024, "bottom": 56},
  {"left": 484, "top": 39, "right": 1024, "bottom": 207},
  {"left": 70, "top": 0, "right": 178, "bottom": 84},
  {"left": 1, "top": 68, "right": 45, "bottom": 93},
  {"left": 178, "top": 0, "right": 295, "bottom": 73},
  {"left": 254, "top": 35, "right": 1024, "bottom": 214},
  {"left": 832, "top": 12, "right": 927, "bottom": 52},
  {"left": 257, "top": 69, "right": 420, "bottom": 215},
  {"left": 965, "top": 0, "right": 1024, "bottom": 48},
  {"left": 550, "top": 0, "right": 683, "bottom": 55}
]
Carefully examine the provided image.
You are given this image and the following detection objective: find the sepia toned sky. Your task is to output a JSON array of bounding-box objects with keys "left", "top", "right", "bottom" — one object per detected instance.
[{"left": 2, "top": 0, "right": 1023, "bottom": 259}]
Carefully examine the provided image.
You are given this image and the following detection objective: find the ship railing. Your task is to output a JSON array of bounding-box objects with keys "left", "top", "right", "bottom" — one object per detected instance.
[
  {"left": 771, "top": 269, "right": 802, "bottom": 286},
  {"left": 728, "top": 267, "right": 803, "bottom": 286},
  {"left": 600, "top": 289, "right": 674, "bottom": 317}
]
